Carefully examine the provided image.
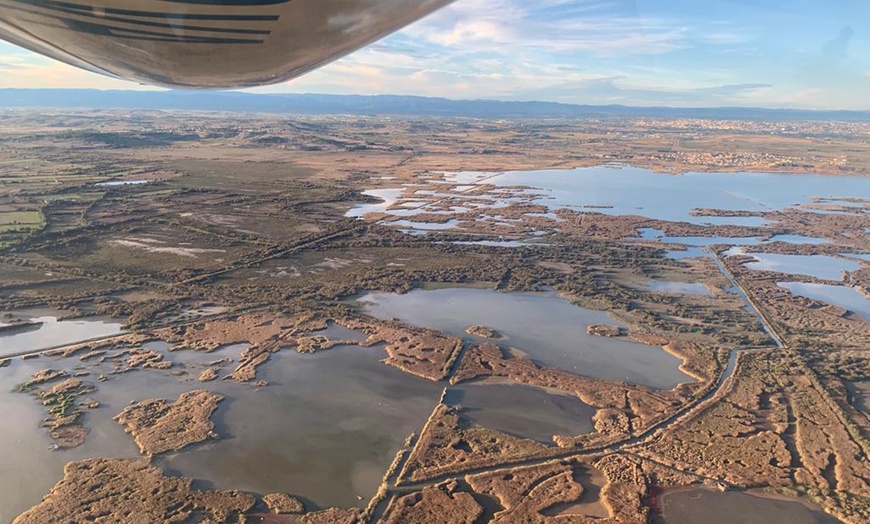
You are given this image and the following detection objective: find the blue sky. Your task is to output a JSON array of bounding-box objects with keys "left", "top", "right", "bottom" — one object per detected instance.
[{"left": 1, "top": 0, "right": 869, "bottom": 109}]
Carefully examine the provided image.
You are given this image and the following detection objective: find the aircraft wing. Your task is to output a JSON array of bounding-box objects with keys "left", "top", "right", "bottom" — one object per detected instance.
[{"left": 0, "top": 0, "right": 454, "bottom": 88}]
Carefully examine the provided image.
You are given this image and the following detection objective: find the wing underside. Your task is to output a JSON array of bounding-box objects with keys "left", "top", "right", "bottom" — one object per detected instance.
[{"left": 0, "top": 0, "right": 453, "bottom": 88}]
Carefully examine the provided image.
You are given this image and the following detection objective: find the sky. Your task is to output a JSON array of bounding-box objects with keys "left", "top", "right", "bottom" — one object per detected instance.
[{"left": 1, "top": 0, "right": 869, "bottom": 109}]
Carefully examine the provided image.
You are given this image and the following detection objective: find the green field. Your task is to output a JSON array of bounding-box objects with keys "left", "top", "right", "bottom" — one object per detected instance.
[{"left": 0, "top": 211, "right": 43, "bottom": 226}]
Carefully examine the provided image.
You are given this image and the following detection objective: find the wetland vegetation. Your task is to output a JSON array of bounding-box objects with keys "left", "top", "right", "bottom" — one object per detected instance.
[{"left": 0, "top": 110, "right": 867, "bottom": 523}]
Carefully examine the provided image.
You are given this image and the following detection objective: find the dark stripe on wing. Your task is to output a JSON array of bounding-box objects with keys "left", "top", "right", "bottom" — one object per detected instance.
[
  {"left": 5, "top": 2, "right": 271, "bottom": 34},
  {"left": 158, "top": 0, "right": 290, "bottom": 4},
  {"left": 11, "top": 0, "right": 280, "bottom": 21},
  {"left": 52, "top": 16, "right": 264, "bottom": 43}
]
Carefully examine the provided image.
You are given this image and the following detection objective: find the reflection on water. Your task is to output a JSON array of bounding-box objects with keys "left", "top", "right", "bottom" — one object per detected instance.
[
  {"left": 436, "top": 171, "right": 503, "bottom": 185},
  {"left": 639, "top": 228, "right": 761, "bottom": 247},
  {"left": 0, "top": 311, "right": 124, "bottom": 357},
  {"left": 361, "top": 288, "right": 690, "bottom": 389},
  {"left": 665, "top": 247, "right": 707, "bottom": 260},
  {"left": 163, "top": 345, "right": 441, "bottom": 509},
  {"left": 656, "top": 489, "right": 841, "bottom": 524},
  {"left": 847, "top": 381, "right": 870, "bottom": 415},
  {"left": 444, "top": 381, "right": 595, "bottom": 444},
  {"left": 444, "top": 166, "right": 870, "bottom": 224},
  {"left": 767, "top": 235, "right": 832, "bottom": 245},
  {"left": 345, "top": 189, "right": 403, "bottom": 218},
  {"left": 95, "top": 180, "right": 149, "bottom": 187},
  {"left": 452, "top": 240, "right": 539, "bottom": 248},
  {"left": 0, "top": 342, "right": 441, "bottom": 518},
  {"left": 315, "top": 321, "right": 371, "bottom": 342},
  {"left": 0, "top": 356, "right": 142, "bottom": 523},
  {"left": 738, "top": 252, "right": 861, "bottom": 281},
  {"left": 388, "top": 219, "right": 459, "bottom": 231},
  {"left": 349, "top": 167, "right": 869, "bottom": 228},
  {"left": 778, "top": 282, "right": 869, "bottom": 319}
]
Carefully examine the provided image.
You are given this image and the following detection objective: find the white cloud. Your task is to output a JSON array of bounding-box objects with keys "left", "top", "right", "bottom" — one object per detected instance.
[
  {"left": 1, "top": 2, "right": 867, "bottom": 109},
  {"left": 407, "top": 0, "right": 692, "bottom": 56}
]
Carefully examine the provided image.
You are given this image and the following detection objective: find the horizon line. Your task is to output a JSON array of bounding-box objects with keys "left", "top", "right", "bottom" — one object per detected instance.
[{"left": 1, "top": 88, "right": 869, "bottom": 114}]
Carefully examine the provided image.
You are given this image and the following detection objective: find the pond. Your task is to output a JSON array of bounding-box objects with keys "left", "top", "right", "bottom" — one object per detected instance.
[
  {"left": 766, "top": 235, "right": 832, "bottom": 245},
  {"left": 778, "top": 282, "right": 869, "bottom": 319},
  {"left": 664, "top": 247, "right": 707, "bottom": 260},
  {"left": 738, "top": 252, "right": 861, "bottom": 281},
  {"left": 655, "top": 488, "right": 841, "bottom": 524},
  {"left": 639, "top": 228, "right": 762, "bottom": 247},
  {"left": 440, "top": 166, "right": 870, "bottom": 225},
  {"left": 161, "top": 344, "right": 442, "bottom": 509},
  {"left": 95, "top": 180, "right": 149, "bottom": 187},
  {"left": 360, "top": 288, "right": 691, "bottom": 389},
  {"left": 443, "top": 380, "right": 595, "bottom": 444},
  {"left": 349, "top": 167, "right": 870, "bottom": 230},
  {"left": 0, "top": 310, "right": 124, "bottom": 357},
  {"left": 0, "top": 340, "right": 442, "bottom": 520},
  {"left": 345, "top": 189, "right": 403, "bottom": 218}
]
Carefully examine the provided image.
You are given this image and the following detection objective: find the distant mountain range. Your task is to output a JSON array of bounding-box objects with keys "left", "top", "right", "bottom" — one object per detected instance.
[{"left": 2, "top": 89, "right": 869, "bottom": 121}]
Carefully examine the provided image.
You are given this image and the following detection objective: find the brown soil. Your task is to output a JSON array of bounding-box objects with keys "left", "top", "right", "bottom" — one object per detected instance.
[
  {"left": 2, "top": 112, "right": 868, "bottom": 523},
  {"left": 339, "top": 318, "right": 463, "bottom": 381},
  {"left": 263, "top": 493, "right": 306, "bottom": 514},
  {"left": 17, "top": 372, "right": 96, "bottom": 449},
  {"left": 299, "top": 508, "right": 361, "bottom": 523},
  {"left": 13, "top": 458, "right": 254, "bottom": 523},
  {"left": 114, "top": 390, "right": 223, "bottom": 455},
  {"left": 633, "top": 351, "right": 870, "bottom": 523},
  {"left": 24, "top": 369, "right": 68, "bottom": 387},
  {"left": 198, "top": 367, "right": 219, "bottom": 382},
  {"left": 125, "top": 347, "right": 172, "bottom": 370},
  {"left": 382, "top": 480, "right": 483, "bottom": 524},
  {"left": 452, "top": 343, "right": 699, "bottom": 442},
  {"left": 587, "top": 325, "right": 624, "bottom": 337},
  {"left": 156, "top": 312, "right": 313, "bottom": 352},
  {"left": 467, "top": 461, "right": 585, "bottom": 522},
  {"left": 399, "top": 403, "right": 549, "bottom": 483},
  {"left": 466, "top": 325, "right": 500, "bottom": 338},
  {"left": 389, "top": 455, "right": 649, "bottom": 523},
  {"left": 228, "top": 346, "right": 274, "bottom": 382}
]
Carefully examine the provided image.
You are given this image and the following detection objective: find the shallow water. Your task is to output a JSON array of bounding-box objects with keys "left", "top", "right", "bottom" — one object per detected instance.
[
  {"left": 848, "top": 381, "right": 870, "bottom": 415},
  {"left": 345, "top": 189, "right": 403, "bottom": 218},
  {"left": 444, "top": 380, "right": 595, "bottom": 444},
  {"left": 436, "top": 171, "right": 504, "bottom": 185},
  {"left": 0, "top": 310, "right": 124, "bottom": 357},
  {"left": 740, "top": 252, "right": 861, "bottom": 281},
  {"left": 480, "top": 166, "right": 870, "bottom": 224},
  {"left": 360, "top": 288, "right": 690, "bottom": 389},
  {"left": 163, "top": 345, "right": 442, "bottom": 509},
  {"left": 656, "top": 489, "right": 841, "bottom": 524},
  {"left": 0, "top": 355, "right": 143, "bottom": 523},
  {"left": 0, "top": 341, "right": 442, "bottom": 519},
  {"left": 316, "top": 321, "right": 371, "bottom": 342},
  {"left": 451, "top": 240, "right": 548, "bottom": 248},
  {"left": 778, "top": 282, "right": 869, "bottom": 319},
  {"left": 388, "top": 219, "right": 459, "bottom": 231},
  {"left": 639, "top": 228, "right": 762, "bottom": 247},
  {"left": 350, "top": 167, "right": 869, "bottom": 229},
  {"left": 347, "top": 165, "right": 868, "bottom": 233},
  {"left": 766, "top": 234, "right": 832, "bottom": 245},
  {"left": 664, "top": 247, "right": 707, "bottom": 260},
  {"left": 95, "top": 180, "right": 149, "bottom": 186}
]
